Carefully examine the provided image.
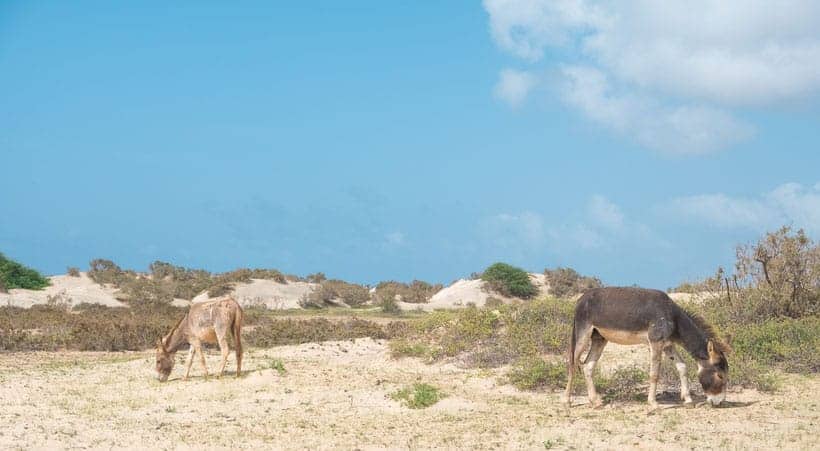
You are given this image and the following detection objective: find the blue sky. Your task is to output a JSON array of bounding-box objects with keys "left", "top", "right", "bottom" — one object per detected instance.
[{"left": 2, "top": 1, "right": 819, "bottom": 288}]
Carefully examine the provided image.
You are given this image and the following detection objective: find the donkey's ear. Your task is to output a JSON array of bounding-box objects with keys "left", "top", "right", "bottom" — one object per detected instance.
[{"left": 707, "top": 340, "right": 721, "bottom": 363}]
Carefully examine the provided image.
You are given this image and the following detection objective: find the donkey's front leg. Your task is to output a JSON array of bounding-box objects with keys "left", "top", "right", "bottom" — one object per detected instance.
[
  {"left": 183, "top": 346, "right": 195, "bottom": 381},
  {"left": 665, "top": 346, "right": 693, "bottom": 405},
  {"left": 647, "top": 341, "right": 664, "bottom": 409}
]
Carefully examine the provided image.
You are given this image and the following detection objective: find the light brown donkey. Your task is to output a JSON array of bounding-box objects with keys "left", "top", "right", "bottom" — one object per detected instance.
[{"left": 155, "top": 297, "right": 243, "bottom": 382}]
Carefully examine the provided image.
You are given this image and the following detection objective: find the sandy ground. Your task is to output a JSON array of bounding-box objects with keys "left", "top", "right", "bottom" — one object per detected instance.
[{"left": 1, "top": 340, "right": 816, "bottom": 450}]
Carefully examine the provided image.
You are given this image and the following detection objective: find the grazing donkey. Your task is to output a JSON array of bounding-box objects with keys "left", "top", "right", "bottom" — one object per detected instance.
[
  {"left": 564, "top": 287, "right": 728, "bottom": 408},
  {"left": 155, "top": 297, "right": 243, "bottom": 382}
]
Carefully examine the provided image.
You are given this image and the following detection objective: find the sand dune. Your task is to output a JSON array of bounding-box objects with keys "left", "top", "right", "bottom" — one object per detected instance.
[{"left": 0, "top": 272, "right": 126, "bottom": 308}]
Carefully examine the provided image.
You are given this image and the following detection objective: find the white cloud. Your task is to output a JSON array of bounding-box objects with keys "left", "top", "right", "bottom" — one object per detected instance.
[
  {"left": 484, "top": 0, "right": 820, "bottom": 154},
  {"left": 587, "top": 194, "right": 624, "bottom": 229},
  {"left": 561, "top": 66, "right": 754, "bottom": 155},
  {"left": 384, "top": 231, "right": 406, "bottom": 246},
  {"left": 494, "top": 68, "right": 538, "bottom": 107},
  {"left": 480, "top": 212, "right": 545, "bottom": 249},
  {"left": 670, "top": 182, "right": 820, "bottom": 233}
]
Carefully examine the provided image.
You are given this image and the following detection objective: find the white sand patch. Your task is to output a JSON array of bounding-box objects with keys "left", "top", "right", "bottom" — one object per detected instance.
[
  {"left": 192, "top": 278, "right": 319, "bottom": 309},
  {"left": 399, "top": 273, "right": 549, "bottom": 311},
  {"left": 0, "top": 272, "right": 126, "bottom": 308}
]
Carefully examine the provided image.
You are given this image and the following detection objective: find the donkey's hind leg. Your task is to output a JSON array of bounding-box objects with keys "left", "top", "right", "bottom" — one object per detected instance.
[
  {"left": 583, "top": 331, "right": 607, "bottom": 408},
  {"left": 664, "top": 345, "right": 693, "bottom": 405},
  {"left": 647, "top": 340, "right": 664, "bottom": 408},
  {"left": 564, "top": 322, "right": 595, "bottom": 407},
  {"left": 216, "top": 333, "right": 230, "bottom": 378},
  {"left": 194, "top": 341, "right": 209, "bottom": 380}
]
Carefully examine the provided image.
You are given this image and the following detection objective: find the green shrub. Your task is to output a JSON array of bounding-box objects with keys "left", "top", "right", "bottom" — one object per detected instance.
[
  {"left": 543, "top": 267, "right": 602, "bottom": 298},
  {"left": 379, "top": 295, "right": 401, "bottom": 315},
  {"left": 481, "top": 263, "right": 538, "bottom": 299},
  {"left": 390, "top": 383, "right": 443, "bottom": 409},
  {"left": 0, "top": 253, "right": 50, "bottom": 290},
  {"left": 389, "top": 339, "right": 431, "bottom": 359},
  {"left": 267, "top": 358, "right": 286, "bottom": 375},
  {"left": 244, "top": 317, "right": 406, "bottom": 347},
  {"left": 508, "top": 357, "right": 566, "bottom": 390},
  {"left": 725, "top": 317, "right": 819, "bottom": 373},
  {"left": 396, "top": 297, "right": 572, "bottom": 368}
]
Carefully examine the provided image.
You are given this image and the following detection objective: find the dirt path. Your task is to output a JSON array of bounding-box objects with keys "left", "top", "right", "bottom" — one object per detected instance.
[{"left": 0, "top": 340, "right": 817, "bottom": 450}]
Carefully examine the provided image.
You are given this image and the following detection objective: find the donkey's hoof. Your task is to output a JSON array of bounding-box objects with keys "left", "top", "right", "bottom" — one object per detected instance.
[
  {"left": 683, "top": 400, "right": 694, "bottom": 408},
  {"left": 591, "top": 399, "right": 604, "bottom": 409}
]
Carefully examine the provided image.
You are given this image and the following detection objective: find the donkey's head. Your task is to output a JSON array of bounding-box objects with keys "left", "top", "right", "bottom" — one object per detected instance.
[
  {"left": 155, "top": 339, "right": 174, "bottom": 382},
  {"left": 698, "top": 340, "right": 728, "bottom": 406}
]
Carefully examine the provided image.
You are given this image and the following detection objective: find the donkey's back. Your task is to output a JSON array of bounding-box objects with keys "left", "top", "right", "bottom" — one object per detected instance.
[{"left": 575, "top": 287, "right": 681, "bottom": 341}]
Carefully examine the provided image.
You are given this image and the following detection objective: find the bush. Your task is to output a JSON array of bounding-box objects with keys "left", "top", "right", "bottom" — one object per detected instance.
[
  {"left": 374, "top": 280, "right": 442, "bottom": 304},
  {"left": 481, "top": 263, "right": 538, "bottom": 299},
  {"left": 0, "top": 253, "right": 50, "bottom": 290},
  {"left": 67, "top": 267, "right": 81, "bottom": 277},
  {"left": 302, "top": 279, "right": 371, "bottom": 308},
  {"left": 390, "top": 383, "right": 443, "bottom": 409},
  {"left": 508, "top": 357, "right": 566, "bottom": 390},
  {"left": 543, "top": 267, "right": 602, "bottom": 298},
  {"left": 306, "top": 272, "right": 327, "bottom": 283},
  {"left": 87, "top": 259, "right": 129, "bottom": 286},
  {"left": 244, "top": 317, "right": 405, "bottom": 347},
  {"left": 115, "top": 277, "right": 174, "bottom": 307},
  {"left": 396, "top": 297, "right": 572, "bottom": 368},
  {"left": 389, "top": 339, "right": 431, "bottom": 359},
  {"left": 0, "top": 303, "right": 183, "bottom": 351}
]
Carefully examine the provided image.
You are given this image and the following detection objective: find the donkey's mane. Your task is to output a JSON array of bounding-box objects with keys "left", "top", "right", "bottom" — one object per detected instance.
[
  {"left": 680, "top": 308, "right": 729, "bottom": 353},
  {"left": 163, "top": 313, "right": 187, "bottom": 348}
]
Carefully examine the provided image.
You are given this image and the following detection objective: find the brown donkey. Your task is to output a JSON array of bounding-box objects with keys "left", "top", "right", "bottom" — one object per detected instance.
[
  {"left": 155, "top": 297, "right": 243, "bottom": 382},
  {"left": 564, "top": 287, "right": 729, "bottom": 408}
]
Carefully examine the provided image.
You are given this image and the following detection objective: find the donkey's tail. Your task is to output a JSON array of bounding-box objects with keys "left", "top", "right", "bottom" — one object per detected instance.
[
  {"left": 568, "top": 317, "right": 577, "bottom": 369},
  {"left": 232, "top": 303, "right": 243, "bottom": 376},
  {"left": 564, "top": 311, "right": 578, "bottom": 406}
]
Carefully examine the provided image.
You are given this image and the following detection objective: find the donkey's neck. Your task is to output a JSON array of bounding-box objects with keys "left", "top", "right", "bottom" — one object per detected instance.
[
  {"left": 164, "top": 317, "right": 189, "bottom": 353},
  {"left": 675, "top": 310, "right": 710, "bottom": 361}
]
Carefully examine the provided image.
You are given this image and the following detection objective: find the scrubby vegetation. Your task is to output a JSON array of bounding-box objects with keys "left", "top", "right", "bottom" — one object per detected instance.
[
  {"left": 85, "top": 259, "right": 295, "bottom": 304},
  {"left": 299, "top": 279, "right": 371, "bottom": 308},
  {"left": 390, "top": 383, "right": 443, "bottom": 409},
  {"left": 480, "top": 262, "right": 538, "bottom": 299},
  {"left": 392, "top": 297, "right": 574, "bottom": 368},
  {"left": 0, "top": 301, "right": 408, "bottom": 351},
  {"left": 373, "top": 280, "right": 442, "bottom": 304},
  {"left": 543, "top": 267, "right": 602, "bottom": 298},
  {"left": 0, "top": 253, "right": 50, "bottom": 291}
]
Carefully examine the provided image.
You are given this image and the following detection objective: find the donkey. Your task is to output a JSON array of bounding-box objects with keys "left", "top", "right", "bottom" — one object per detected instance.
[
  {"left": 564, "top": 287, "right": 729, "bottom": 408},
  {"left": 155, "top": 297, "right": 243, "bottom": 382}
]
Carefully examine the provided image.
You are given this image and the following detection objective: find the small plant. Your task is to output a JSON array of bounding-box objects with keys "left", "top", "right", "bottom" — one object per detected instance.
[
  {"left": 267, "top": 358, "right": 286, "bottom": 375},
  {"left": 390, "top": 383, "right": 443, "bottom": 409},
  {"left": 508, "top": 357, "right": 566, "bottom": 390},
  {"left": 164, "top": 406, "right": 176, "bottom": 413},
  {"left": 67, "top": 267, "right": 81, "bottom": 277},
  {"left": 481, "top": 263, "right": 538, "bottom": 299},
  {"left": 389, "top": 339, "right": 431, "bottom": 359}
]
